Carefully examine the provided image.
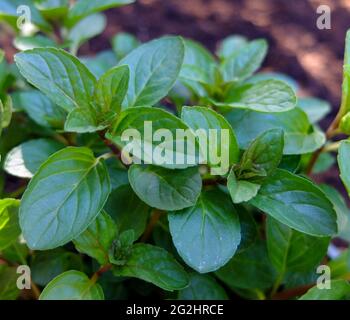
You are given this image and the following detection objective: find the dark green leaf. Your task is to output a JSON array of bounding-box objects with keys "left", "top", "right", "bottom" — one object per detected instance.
[
  {"left": 20, "top": 147, "right": 111, "bottom": 249},
  {"left": 299, "top": 280, "right": 350, "bottom": 300},
  {"left": 267, "top": 217, "right": 329, "bottom": 274},
  {"left": 249, "top": 169, "right": 337, "bottom": 236},
  {"left": 94, "top": 65, "right": 129, "bottom": 114},
  {"left": 73, "top": 211, "right": 117, "bottom": 265},
  {"left": 15, "top": 48, "right": 96, "bottom": 112},
  {"left": 128, "top": 165, "right": 201, "bottom": 211},
  {"left": 220, "top": 39, "right": 267, "bottom": 83},
  {"left": 107, "top": 107, "right": 198, "bottom": 168},
  {"left": 11, "top": 90, "right": 66, "bottom": 128},
  {"left": 216, "top": 80, "right": 296, "bottom": 113},
  {"left": 181, "top": 106, "right": 239, "bottom": 172},
  {"left": 178, "top": 273, "right": 228, "bottom": 300},
  {"left": 40, "top": 271, "right": 104, "bottom": 300},
  {"left": 119, "top": 36, "right": 184, "bottom": 108},
  {"left": 216, "top": 241, "right": 276, "bottom": 290},
  {"left": 236, "top": 128, "right": 284, "bottom": 179},
  {"left": 104, "top": 184, "right": 149, "bottom": 240},
  {"left": 236, "top": 206, "right": 258, "bottom": 252},
  {"left": 168, "top": 189, "right": 241, "bottom": 273},
  {"left": 226, "top": 108, "right": 325, "bottom": 155},
  {"left": 113, "top": 243, "right": 189, "bottom": 291},
  {"left": 320, "top": 184, "right": 350, "bottom": 241},
  {"left": 31, "top": 249, "right": 83, "bottom": 286}
]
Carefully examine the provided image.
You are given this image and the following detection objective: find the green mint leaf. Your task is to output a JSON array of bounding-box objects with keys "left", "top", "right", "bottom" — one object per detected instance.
[
  {"left": 249, "top": 169, "right": 337, "bottom": 236},
  {"left": 298, "top": 97, "right": 331, "bottom": 124},
  {"left": 35, "top": 0, "right": 69, "bottom": 21},
  {"left": 67, "top": 13, "right": 106, "bottom": 54},
  {"left": 4, "top": 138, "right": 64, "bottom": 178},
  {"left": 94, "top": 65, "right": 129, "bottom": 114},
  {"left": 236, "top": 206, "right": 258, "bottom": 252},
  {"left": 73, "top": 211, "right": 117, "bottom": 265},
  {"left": 178, "top": 273, "right": 228, "bottom": 300},
  {"left": 107, "top": 106, "right": 198, "bottom": 169},
  {"left": 299, "top": 280, "right": 350, "bottom": 300},
  {"left": 216, "top": 80, "right": 296, "bottom": 113},
  {"left": 81, "top": 50, "right": 118, "bottom": 78},
  {"left": 220, "top": 39, "right": 267, "bottom": 83},
  {"left": 11, "top": 90, "right": 66, "bottom": 128},
  {"left": 119, "top": 36, "right": 184, "bottom": 108},
  {"left": 112, "top": 32, "right": 140, "bottom": 60},
  {"left": 13, "top": 35, "right": 57, "bottom": 51},
  {"left": 128, "top": 165, "right": 201, "bottom": 211},
  {"left": 237, "top": 128, "right": 284, "bottom": 179},
  {"left": 181, "top": 106, "right": 239, "bottom": 171},
  {"left": 0, "top": 266, "right": 20, "bottom": 300},
  {"left": 217, "top": 35, "right": 247, "bottom": 60},
  {"left": 227, "top": 169, "right": 260, "bottom": 203},
  {"left": 319, "top": 184, "right": 350, "bottom": 242},
  {"left": 215, "top": 241, "right": 276, "bottom": 290},
  {"left": 104, "top": 185, "right": 150, "bottom": 240},
  {"left": 64, "top": 107, "right": 106, "bottom": 133},
  {"left": 66, "top": 0, "right": 134, "bottom": 27},
  {"left": 0, "top": 199, "right": 21, "bottom": 250},
  {"left": 338, "top": 140, "right": 350, "bottom": 196},
  {"left": 340, "top": 30, "right": 350, "bottom": 114},
  {"left": 20, "top": 147, "right": 111, "bottom": 249},
  {"left": 267, "top": 217, "right": 329, "bottom": 274},
  {"left": 39, "top": 271, "right": 104, "bottom": 300},
  {"left": 31, "top": 249, "right": 83, "bottom": 286},
  {"left": 179, "top": 39, "right": 217, "bottom": 97},
  {"left": 226, "top": 107, "right": 325, "bottom": 155},
  {"left": 113, "top": 243, "right": 189, "bottom": 291},
  {"left": 15, "top": 48, "right": 96, "bottom": 112},
  {"left": 168, "top": 189, "right": 241, "bottom": 273}
]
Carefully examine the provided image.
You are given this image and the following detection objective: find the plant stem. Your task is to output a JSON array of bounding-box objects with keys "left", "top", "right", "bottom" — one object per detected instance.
[
  {"left": 323, "top": 141, "right": 341, "bottom": 153},
  {"left": 307, "top": 93, "right": 348, "bottom": 175},
  {"left": 141, "top": 210, "right": 163, "bottom": 242},
  {"left": 270, "top": 272, "right": 284, "bottom": 298},
  {"left": 90, "top": 264, "right": 112, "bottom": 284},
  {"left": 52, "top": 133, "right": 70, "bottom": 145},
  {"left": 271, "top": 284, "right": 314, "bottom": 300},
  {"left": 97, "top": 131, "right": 123, "bottom": 161}
]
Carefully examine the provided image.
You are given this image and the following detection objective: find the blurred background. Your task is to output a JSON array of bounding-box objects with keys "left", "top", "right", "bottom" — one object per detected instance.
[
  {"left": 1, "top": 0, "right": 350, "bottom": 188},
  {"left": 1, "top": 0, "right": 349, "bottom": 111}
]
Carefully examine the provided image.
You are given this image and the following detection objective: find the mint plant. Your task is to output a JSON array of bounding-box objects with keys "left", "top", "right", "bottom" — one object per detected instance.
[{"left": 1, "top": 0, "right": 350, "bottom": 301}]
